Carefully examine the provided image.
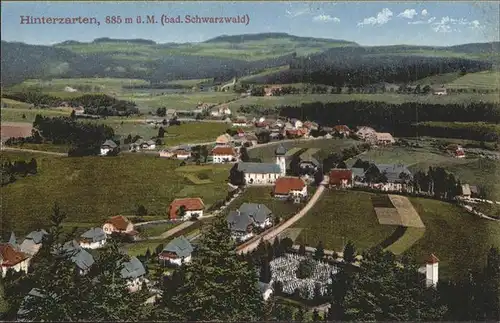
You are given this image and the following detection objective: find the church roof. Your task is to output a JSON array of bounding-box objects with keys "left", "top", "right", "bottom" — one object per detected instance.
[{"left": 275, "top": 144, "right": 287, "bottom": 156}]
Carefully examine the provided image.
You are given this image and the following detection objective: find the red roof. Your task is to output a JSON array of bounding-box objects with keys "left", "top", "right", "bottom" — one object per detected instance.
[
  {"left": 237, "top": 128, "right": 245, "bottom": 134},
  {"left": 0, "top": 244, "right": 29, "bottom": 267},
  {"left": 334, "top": 125, "right": 351, "bottom": 132},
  {"left": 211, "top": 146, "right": 236, "bottom": 156},
  {"left": 329, "top": 169, "right": 353, "bottom": 185},
  {"left": 274, "top": 177, "right": 305, "bottom": 195},
  {"left": 105, "top": 216, "right": 132, "bottom": 231},
  {"left": 174, "top": 149, "right": 190, "bottom": 155},
  {"left": 169, "top": 198, "right": 205, "bottom": 219},
  {"left": 426, "top": 254, "right": 439, "bottom": 264},
  {"left": 455, "top": 150, "right": 465, "bottom": 156}
]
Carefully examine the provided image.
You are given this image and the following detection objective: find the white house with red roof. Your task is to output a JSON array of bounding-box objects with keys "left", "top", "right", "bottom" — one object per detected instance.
[
  {"left": 273, "top": 177, "right": 307, "bottom": 201},
  {"left": 210, "top": 146, "right": 238, "bottom": 164},
  {"left": 169, "top": 198, "right": 205, "bottom": 220},
  {"left": 1, "top": 233, "right": 31, "bottom": 277},
  {"left": 102, "top": 216, "right": 138, "bottom": 239}
]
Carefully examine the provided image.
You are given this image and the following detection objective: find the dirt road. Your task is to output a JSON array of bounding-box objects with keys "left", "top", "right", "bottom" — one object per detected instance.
[{"left": 236, "top": 175, "right": 329, "bottom": 254}]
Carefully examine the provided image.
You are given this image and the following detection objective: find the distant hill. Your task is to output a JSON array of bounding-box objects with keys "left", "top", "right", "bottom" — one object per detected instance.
[
  {"left": 204, "top": 32, "right": 358, "bottom": 45},
  {"left": 1, "top": 33, "right": 499, "bottom": 87}
]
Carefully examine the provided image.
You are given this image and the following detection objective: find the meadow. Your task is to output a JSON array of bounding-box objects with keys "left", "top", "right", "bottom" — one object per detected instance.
[
  {"left": 1, "top": 107, "right": 70, "bottom": 122},
  {"left": 0, "top": 152, "right": 232, "bottom": 237},
  {"left": 292, "top": 190, "right": 500, "bottom": 280},
  {"left": 248, "top": 138, "right": 358, "bottom": 162},
  {"left": 446, "top": 70, "right": 500, "bottom": 90}
]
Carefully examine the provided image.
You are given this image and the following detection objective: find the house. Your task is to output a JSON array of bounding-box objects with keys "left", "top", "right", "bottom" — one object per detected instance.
[
  {"left": 17, "top": 288, "right": 46, "bottom": 319},
  {"left": 237, "top": 145, "right": 287, "bottom": 184},
  {"left": 303, "top": 121, "right": 319, "bottom": 131},
  {"left": 258, "top": 282, "right": 274, "bottom": 301},
  {"left": 102, "top": 216, "right": 138, "bottom": 239},
  {"left": 351, "top": 167, "right": 366, "bottom": 182},
  {"left": 375, "top": 132, "right": 396, "bottom": 145},
  {"left": 215, "top": 133, "right": 234, "bottom": 146},
  {"left": 333, "top": 125, "right": 351, "bottom": 136},
  {"left": 79, "top": 227, "right": 107, "bottom": 249},
  {"left": 166, "top": 109, "right": 177, "bottom": 118},
  {"left": 72, "top": 106, "right": 85, "bottom": 115},
  {"left": 356, "top": 126, "right": 377, "bottom": 141},
  {"left": 227, "top": 203, "right": 273, "bottom": 234},
  {"left": 274, "top": 177, "right": 307, "bottom": 201},
  {"left": 210, "top": 146, "right": 238, "bottom": 164},
  {"left": 158, "top": 235, "right": 194, "bottom": 266},
  {"left": 329, "top": 169, "right": 354, "bottom": 188},
  {"left": 20, "top": 229, "right": 48, "bottom": 256},
  {"left": 423, "top": 254, "right": 439, "bottom": 288},
  {"left": 232, "top": 117, "right": 249, "bottom": 127},
  {"left": 159, "top": 149, "right": 175, "bottom": 158},
  {"left": 227, "top": 210, "right": 255, "bottom": 241},
  {"left": 169, "top": 197, "right": 205, "bottom": 220},
  {"left": 433, "top": 87, "right": 447, "bottom": 95},
  {"left": 174, "top": 148, "right": 191, "bottom": 160},
  {"left": 121, "top": 256, "right": 147, "bottom": 292},
  {"left": 0, "top": 242, "right": 30, "bottom": 277},
  {"left": 299, "top": 154, "right": 320, "bottom": 172},
  {"left": 455, "top": 146, "right": 465, "bottom": 158},
  {"left": 372, "top": 164, "right": 413, "bottom": 191},
  {"left": 264, "top": 85, "right": 282, "bottom": 96},
  {"left": 100, "top": 139, "right": 118, "bottom": 156},
  {"left": 290, "top": 118, "right": 303, "bottom": 129},
  {"left": 469, "top": 185, "right": 480, "bottom": 198},
  {"left": 461, "top": 184, "right": 472, "bottom": 198},
  {"left": 240, "top": 133, "right": 258, "bottom": 146},
  {"left": 62, "top": 240, "right": 95, "bottom": 275},
  {"left": 210, "top": 105, "right": 231, "bottom": 117},
  {"left": 130, "top": 139, "right": 156, "bottom": 151}
]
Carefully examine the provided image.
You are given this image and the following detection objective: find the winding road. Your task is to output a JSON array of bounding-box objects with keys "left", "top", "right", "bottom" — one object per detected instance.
[{"left": 236, "top": 175, "right": 329, "bottom": 254}]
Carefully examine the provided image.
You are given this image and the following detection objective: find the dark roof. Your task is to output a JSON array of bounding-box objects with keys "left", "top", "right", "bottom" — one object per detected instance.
[
  {"left": 81, "top": 228, "right": 106, "bottom": 242},
  {"left": 237, "top": 162, "right": 281, "bottom": 174},
  {"left": 275, "top": 144, "right": 287, "bottom": 156},
  {"left": 25, "top": 229, "right": 48, "bottom": 244},
  {"left": 162, "top": 235, "right": 193, "bottom": 258},
  {"left": 238, "top": 203, "right": 272, "bottom": 224},
  {"left": 351, "top": 167, "right": 365, "bottom": 179},
  {"left": 62, "top": 240, "right": 95, "bottom": 271},
  {"left": 227, "top": 210, "right": 254, "bottom": 232},
  {"left": 8, "top": 232, "right": 17, "bottom": 246},
  {"left": 121, "top": 257, "right": 146, "bottom": 279},
  {"left": 101, "top": 139, "right": 117, "bottom": 148},
  {"left": 258, "top": 282, "right": 272, "bottom": 293},
  {"left": 376, "top": 164, "right": 413, "bottom": 183},
  {"left": 300, "top": 155, "right": 320, "bottom": 166}
]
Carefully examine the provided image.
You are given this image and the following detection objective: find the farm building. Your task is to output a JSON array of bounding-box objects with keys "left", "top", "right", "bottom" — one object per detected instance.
[
  {"left": 100, "top": 140, "right": 118, "bottom": 156},
  {"left": 375, "top": 132, "right": 396, "bottom": 145},
  {"left": 159, "top": 235, "right": 194, "bottom": 266},
  {"left": 329, "top": 169, "right": 354, "bottom": 188},
  {"left": 121, "top": 256, "right": 147, "bottom": 292},
  {"left": 102, "top": 215, "right": 138, "bottom": 239},
  {"left": 20, "top": 229, "right": 48, "bottom": 256},
  {"left": 227, "top": 203, "right": 273, "bottom": 241},
  {"left": 79, "top": 227, "right": 107, "bottom": 249},
  {"left": 273, "top": 177, "right": 307, "bottom": 202},
  {"left": 0, "top": 238, "right": 30, "bottom": 277},
  {"left": 169, "top": 197, "right": 205, "bottom": 220},
  {"left": 210, "top": 146, "right": 238, "bottom": 164}
]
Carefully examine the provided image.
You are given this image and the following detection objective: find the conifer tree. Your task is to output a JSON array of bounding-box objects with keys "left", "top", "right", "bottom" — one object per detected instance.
[
  {"left": 167, "top": 215, "right": 263, "bottom": 321},
  {"left": 343, "top": 240, "right": 356, "bottom": 263},
  {"left": 295, "top": 305, "right": 306, "bottom": 322},
  {"left": 314, "top": 241, "right": 325, "bottom": 261}
]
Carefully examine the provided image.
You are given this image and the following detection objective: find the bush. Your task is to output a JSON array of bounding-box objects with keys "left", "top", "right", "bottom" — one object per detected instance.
[{"left": 296, "top": 258, "right": 315, "bottom": 279}]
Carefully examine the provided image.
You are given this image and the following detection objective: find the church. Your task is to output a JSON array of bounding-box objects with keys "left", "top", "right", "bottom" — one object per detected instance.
[{"left": 236, "top": 145, "right": 287, "bottom": 185}]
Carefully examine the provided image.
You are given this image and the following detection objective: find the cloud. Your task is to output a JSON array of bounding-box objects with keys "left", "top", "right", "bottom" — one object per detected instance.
[
  {"left": 408, "top": 16, "right": 436, "bottom": 25},
  {"left": 431, "top": 16, "right": 483, "bottom": 33},
  {"left": 285, "top": 8, "right": 310, "bottom": 18},
  {"left": 358, "top": 8, "right": 393, "bottom": 26},
  {"left": 421, "top": 9, "right": 428, "bottom": 16},
  {"left": 313, "top": 15, "right": 340, "bottom": 23},
  {"left": 398, "top": 9, "right": 418, "bottom": 19}
]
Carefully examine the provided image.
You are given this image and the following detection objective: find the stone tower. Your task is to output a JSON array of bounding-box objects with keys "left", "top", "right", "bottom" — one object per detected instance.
[
  {"left": 275, "top": 144, "right": 287, "bottom": 177},
  {"left": 426, "top": 254, "right": 439, "bottom": 288}
]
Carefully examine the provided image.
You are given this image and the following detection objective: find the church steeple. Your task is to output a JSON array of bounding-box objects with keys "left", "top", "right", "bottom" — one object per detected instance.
[{"left": 275, "top": 144, "right": 287, "bottom": 176}]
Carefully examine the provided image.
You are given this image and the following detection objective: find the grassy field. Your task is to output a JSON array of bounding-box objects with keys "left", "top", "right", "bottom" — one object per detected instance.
[
  {"left": 239, "top": 65, "right": 290, "bottom": 83},
  {"left": 292, "top": 190, "right": 396, "bottom": 251},
  {"left": 117, "top": 92, "right": 240, "bottom": 112},
  {"left": 248, "top": 138, "right": 358, "bottom": 162},
  {"left": 350, "top": 146, "right": 500, "bottom": 201},
  {"left": 1, "top": 98, "right": 33, "bottom": 109},
  {"left": 1, "top": 107, "right": 71, "bottom": 122},
  {"left": 137, "top": 222, "right": 178, "bottom": 238},
  {"left": 9, "top": 78, "right": 149, "bottom": 95},
  {"left": 228, "top": 93, "right": 499, "bottom": 110},
  {"left": 166, "top": 78, "right": 213, "bottom": 87},
  {"left": 446, "top": 71, "right": 500, "bottom": 90},
  {"left": 225, "top": 186, "right": 303, "bottom": 220},
  {"left": 0, "top": 152, "right": 231, "bottom": 237},
  {"left": 407, "top": 197, "right": 500, "bottom": 280},
  {"left": 411, "top": 72, "right": 462, "bottom": 86}
]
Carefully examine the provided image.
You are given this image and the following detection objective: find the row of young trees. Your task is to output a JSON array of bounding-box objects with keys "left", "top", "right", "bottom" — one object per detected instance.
[{"left": 0, "top": 158, "right": 38, "bottom": 186}]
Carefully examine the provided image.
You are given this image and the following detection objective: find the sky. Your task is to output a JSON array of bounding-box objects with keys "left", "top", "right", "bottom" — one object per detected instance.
[{"left": 1, "top": 1, "right": 499, "bottom": 46}]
